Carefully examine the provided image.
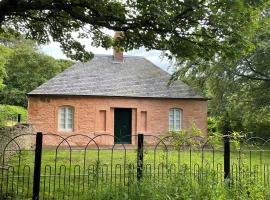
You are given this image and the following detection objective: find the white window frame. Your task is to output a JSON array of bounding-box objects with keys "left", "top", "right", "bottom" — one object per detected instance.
[
  {"left": 169, "top": 108, "right": 182, "bottom": 131},
  {"left": 58, "top": 106, "right": 74, "bottom": 132}
]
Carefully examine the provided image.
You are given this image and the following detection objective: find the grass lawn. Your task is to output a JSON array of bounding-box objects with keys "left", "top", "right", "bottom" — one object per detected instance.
[{"left": 2, "top": 145, "right": 270, "bottom": 199}]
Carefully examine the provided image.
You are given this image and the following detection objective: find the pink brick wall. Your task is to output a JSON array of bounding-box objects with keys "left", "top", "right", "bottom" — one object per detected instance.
[{"left": 28, "top": 96, "right": 207, "bottom": 146}]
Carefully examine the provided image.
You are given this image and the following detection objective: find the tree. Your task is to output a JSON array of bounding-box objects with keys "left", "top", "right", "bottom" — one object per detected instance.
[
  {"left": 172, "top": 24, "right": 270, "bottom": 137},
  {"left": 0, "top": 0, "right": 268, "bottom": 62},
  {"left": 0, "top": 30, "right": 16, "bottom": 89},
  {"left": 0, "top": 38, "right": 74, "bottom": 107},
  {"left": 0, "top": 45, "right": 11, "bottom": 90}
]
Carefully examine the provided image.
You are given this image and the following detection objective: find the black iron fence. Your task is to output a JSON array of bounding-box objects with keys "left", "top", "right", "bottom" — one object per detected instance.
[{"left": 0, "top": 132, "right": 270, "bottom": 199}]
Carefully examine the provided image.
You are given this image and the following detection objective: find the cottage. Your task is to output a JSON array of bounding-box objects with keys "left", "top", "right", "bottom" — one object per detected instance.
[{"left": 28, "top": 50, "right": 207, "bottom": 146}]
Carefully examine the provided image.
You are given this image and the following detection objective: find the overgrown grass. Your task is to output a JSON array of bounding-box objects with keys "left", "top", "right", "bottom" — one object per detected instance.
[
  {"left": 3, "top": 147, "right": 270, "bottom": 199},
  {"left": 78, "top": 174, "right": 270, "bottom": 200}
]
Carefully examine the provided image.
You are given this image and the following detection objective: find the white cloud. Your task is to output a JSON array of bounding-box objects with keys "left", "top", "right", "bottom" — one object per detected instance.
[
  {"left": 39, "top": 42, "right": 67, "bottom": 59},
  {"left": 40, "top": 36, "right": 172, "bottom": 73},
  {"left": 126, "top": 48, "right": 171, "bottom": 72}
]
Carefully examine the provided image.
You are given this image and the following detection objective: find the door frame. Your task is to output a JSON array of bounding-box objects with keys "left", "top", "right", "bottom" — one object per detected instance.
[{"left": 114, "top": 108, "right": 132, "bottom": 144}]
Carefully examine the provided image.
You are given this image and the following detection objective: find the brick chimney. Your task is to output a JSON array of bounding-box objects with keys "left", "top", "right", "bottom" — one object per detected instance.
[{"left": 113, "top": 31, "right": 123, "bottom": 62}]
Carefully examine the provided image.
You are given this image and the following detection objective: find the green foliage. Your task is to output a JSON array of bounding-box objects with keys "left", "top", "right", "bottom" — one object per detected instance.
[
  {"left": 168, "top": 122, "right": 204, "bottom": 146},
  {"left": 77, "top": 174, "right": 270, "bottom": 200},
  {"left": 0, "top": 104, "right": 27, "bottom": 126},
  {"left": 207, "top": 130, "right": 245, "bottom": 149},
  {"left": 0, "top": 44, "right": 12, "bottom": 90},
  {"left": 0, "top": 37, "right": 74, "bottom": 107},
  {"left": 208, "top": 117, "right": 220, "bottom": 135},
  {"left": 172, "top": 16, "right": 270, "bottom": 138},
  {"left": 0, "top": 1, "right": 269, "bottom": 62},
  {"left": 243, "top": 108, "right": 270, "bottom": 138},
  {"left": 168, "top": 120, "right": 245, "bottom": 149}
]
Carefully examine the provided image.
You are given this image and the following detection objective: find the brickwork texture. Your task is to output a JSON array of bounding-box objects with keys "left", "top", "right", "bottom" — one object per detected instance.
[{"left": 28, "top": 96, "right": 207, "bottom": 146}]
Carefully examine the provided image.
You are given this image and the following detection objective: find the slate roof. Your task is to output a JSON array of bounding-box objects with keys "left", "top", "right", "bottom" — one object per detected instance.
[{"left": 28, "top": 55, "right": 205, "bottom": 99}]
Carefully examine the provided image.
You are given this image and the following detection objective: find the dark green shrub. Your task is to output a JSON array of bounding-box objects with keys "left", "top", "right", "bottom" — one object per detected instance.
[{"left": 0, "top": 104, "right": 27, "bottom": 126}]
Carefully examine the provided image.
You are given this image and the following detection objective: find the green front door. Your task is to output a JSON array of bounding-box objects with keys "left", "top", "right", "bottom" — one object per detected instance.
[{"left": 114, "top": 108, "right": 132, "bottom": 144}]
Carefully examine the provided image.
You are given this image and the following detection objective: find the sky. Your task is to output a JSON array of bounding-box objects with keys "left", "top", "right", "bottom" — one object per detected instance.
[{"left": 40, "top": 34, "right": 172, "bottom": 73}]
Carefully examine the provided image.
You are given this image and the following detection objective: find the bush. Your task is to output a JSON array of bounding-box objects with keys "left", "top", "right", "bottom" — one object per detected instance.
[
  {"left": 0, "top": 104, "right": 27, "bottom": 126},
  {"left": 208, "top": 116, "right": 220, "bottom": 135}
]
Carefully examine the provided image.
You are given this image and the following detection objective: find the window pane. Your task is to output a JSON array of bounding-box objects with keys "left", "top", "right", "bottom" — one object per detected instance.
[
  {"left": 169, "top": 108, "right": 182, "bottom": 131},
  {"left": 175, "top": 120, "right": 180, "bottom": 129},
  {"left": 61, "top": 112, "right": 65, "bottom": 117},
  {"left": 169, "top": 117, "right": 174, "bottom": 130},
  {"left": 59, "top": 106, "right": 74, "bottom": 131},
  {"left": 175, "top": 110, "right": 180, "bottom": 118},
  {"left": 61, "top": 122, "right": 65, "bottom": 129},
  {"left": 67, "top": 108, "right": 72, "bottom": 115},
  {"left": 67, "top": 118, "right": 72, "bottom": 125},
  {"left": 60, "top": 108, "right": 66, "bottom": 129},
  {"left": 67, "top": 108, "right": 73, "bottom": 118},
  {"left": 61, "top": 108, "right": 65, "bottom": 115},
  {"left": 169, "top": 114, "right": 174, "bottom": 121},
  {"left": 67, "top": 123, "right": 72, "bottom": 129}
]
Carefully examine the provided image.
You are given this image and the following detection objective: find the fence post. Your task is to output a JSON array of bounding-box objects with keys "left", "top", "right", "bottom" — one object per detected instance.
[
  {"left": 224, "top": 134, "right": 230, "bottom": 182},
  {"left": 137, "top": 134, "right": 144, "bottom": 181},
  {"left": 32, "top": 132, "right": 43, "bottom": 200},
  {"left": 17, "top": 114, "right": 21, "bottom": 123}
]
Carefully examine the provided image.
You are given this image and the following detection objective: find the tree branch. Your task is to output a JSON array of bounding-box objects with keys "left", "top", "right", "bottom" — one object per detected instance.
[{"left": 242, "top": 57, "right": 270, "bottom": 79}]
